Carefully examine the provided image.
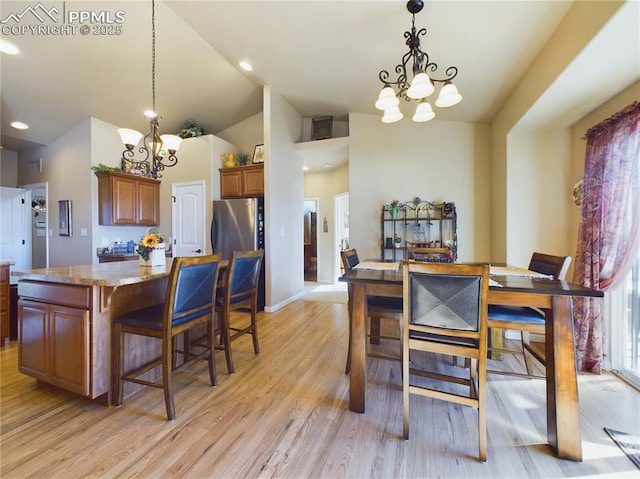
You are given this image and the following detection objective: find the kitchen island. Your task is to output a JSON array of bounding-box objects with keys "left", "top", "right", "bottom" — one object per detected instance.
[{"left": 13, "top": 261, "right": 174, "bottom": 405}]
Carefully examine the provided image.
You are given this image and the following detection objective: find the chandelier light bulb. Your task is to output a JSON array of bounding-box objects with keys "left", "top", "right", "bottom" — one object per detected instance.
[
  {"left": 407, "top": 72, "right": 434, "bottom": 99},
  {"left": 412, "top": 101, "right": 435, "bottom": 122},
  {"left": 435, "top": 82, "right": 462, "bottom": 108},
  {"left": 381, "top": 106, "right": 404, "bottom": 123},
  {"left": 375, "top": 86, "right": 400, "bottom": 110}
]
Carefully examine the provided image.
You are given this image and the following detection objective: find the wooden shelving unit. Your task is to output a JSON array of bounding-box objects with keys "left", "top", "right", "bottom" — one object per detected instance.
[{"left": 381, "top": 199, "right": 457, "bottom": 262}]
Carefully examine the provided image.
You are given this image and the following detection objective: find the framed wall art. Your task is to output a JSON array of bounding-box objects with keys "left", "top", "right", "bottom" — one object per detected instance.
[
  {"left": 59, "top": 200, "right": 72, "bottom": 236},
  {"left": 252, "top": 144, "right": 264, "bottom": 164},
  {"left": 311, "top": 116, "right": 333, "bottom": 140}
]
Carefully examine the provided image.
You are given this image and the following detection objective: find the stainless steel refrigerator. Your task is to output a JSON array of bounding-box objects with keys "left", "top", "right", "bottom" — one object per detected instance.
[{"left": 211, "top": 198, "right": 265, "bottom": 310}]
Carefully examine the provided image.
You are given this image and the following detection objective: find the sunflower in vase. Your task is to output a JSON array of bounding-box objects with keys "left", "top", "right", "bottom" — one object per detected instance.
[{"left": 136, "top": 231, "right": 165, "bottom": 261}]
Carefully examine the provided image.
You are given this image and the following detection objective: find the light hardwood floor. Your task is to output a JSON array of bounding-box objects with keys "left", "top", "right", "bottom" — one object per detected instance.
[{"left": 1, "top": 287, "right": 639, "bottom": 478}]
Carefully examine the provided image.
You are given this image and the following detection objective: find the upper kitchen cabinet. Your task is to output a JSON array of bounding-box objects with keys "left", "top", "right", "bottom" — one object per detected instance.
[
  {"left": 220, "top": 164, "right": 264, "bottom": 198},
  {"left": 95, "top": 171, "right": 160, "bottom": 226}
]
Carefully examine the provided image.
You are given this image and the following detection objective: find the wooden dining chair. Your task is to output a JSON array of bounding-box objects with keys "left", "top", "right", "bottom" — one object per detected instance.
[
  {"left": 341, "top": 249, "right": 403, "bottom": 374},
  {"left": 215, "top": 249, "right": 264, "bottom": 375},
  {"left": 403, "top": 261, "right": 490, "bottom": 462},
  {"left": 487, "top": 252, "right": 571, "bottom": 377},
  {"left": 112, "top": 255, "right": 221, "bottom": 421}
]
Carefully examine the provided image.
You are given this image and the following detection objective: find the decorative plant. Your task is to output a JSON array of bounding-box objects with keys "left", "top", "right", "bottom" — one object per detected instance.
[
  {"left": 390, "top": 199, "right": 400, "bottom": 208},
  {"left": 179, "top": 118, "right": 205, "bottom": 139},
  {"left": 394, "top": 234, "right": 402, "bottom": 244},
  {"left": 237, "top": 152, "right": 251, "bottom": 165},
  {"left": 91, "top": 163, "right": 123, "bottom": 173},
  {"left": 136, "top": 231, "right": 165, "bottom": 261}
]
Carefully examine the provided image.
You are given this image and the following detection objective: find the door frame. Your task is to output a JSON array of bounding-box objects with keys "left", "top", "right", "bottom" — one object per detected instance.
[
  {"left": 334, "top": 192, "right": 349, "bottom": 283},
  {"left": 303, "top": 198, "right": 319, "bottom": 283},
  {"left": 21, "top": 182, "right": 49, "bottom": 268}
]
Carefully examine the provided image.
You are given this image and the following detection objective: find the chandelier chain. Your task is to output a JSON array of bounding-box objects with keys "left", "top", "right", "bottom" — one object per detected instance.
[
  {"left": 118, "top": 0, "right": 181, "bottom": 179},
  {"left": 151, "top": 0, "right": 156, "bottom": 113}
]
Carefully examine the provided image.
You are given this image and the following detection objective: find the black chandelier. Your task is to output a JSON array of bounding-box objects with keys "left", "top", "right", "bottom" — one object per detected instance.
[
  {"left": 375, "top": 0, "right": 462, "bottom": 123},
  {"left": 117, "top": 0, "right": 182, "bottom": 179}
]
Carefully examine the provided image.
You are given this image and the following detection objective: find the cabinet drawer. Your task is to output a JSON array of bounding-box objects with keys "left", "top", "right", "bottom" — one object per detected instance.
[{"left": 18, "top": 281, "right": 90, "bottom": 309}]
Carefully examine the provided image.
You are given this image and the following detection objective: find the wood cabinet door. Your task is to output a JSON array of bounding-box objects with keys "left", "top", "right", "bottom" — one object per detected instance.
[
  {"left": 220, "top": 170, "right": 242, "bottom": 198},
  {"left": 111, "top": 175, "right": 137, "bottom": 224},
  {"left": 49, "top": 305, "right": 90, "bottom": 396},
  {"left": 18, "top": 299, "right": 49, "bottom": 381},
  {"left": 242, "top": 168, "right": 264, "bottom": 197},
  {"left": 137, "top": 180, "right": 160, "bottom": 225},
  {"left": 96, "top": 171, "right": 159, "bottom": 226}
]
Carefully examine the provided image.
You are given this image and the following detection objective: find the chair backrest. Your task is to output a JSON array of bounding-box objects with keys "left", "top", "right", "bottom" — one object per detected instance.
[
  {"left": 528, "top": 252, "right": 571, "bottom": 280},
  {"left": 226, "top": 250, "right": 264, "bottom": 301},
  {"left": 166, "top": 254, "right": 221, "bottom": 329},
  {"left": 404, "top": 262, "right": 489, "bottom": 344},
  {"left": 341, "top": 249, "right": 360, "bottom": 271}
]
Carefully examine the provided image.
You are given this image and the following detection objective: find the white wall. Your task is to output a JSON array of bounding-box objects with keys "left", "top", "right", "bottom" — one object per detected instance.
[
  {"left": 303, "top": 162, "right": 349, "bottom": 283},
  {"left": 263, "top": 86, "right": 304, "bottom": 310},
  {"left": 348, "top": 113, "right": 491, "bottom": 263},
  {"left": 491, "top": 0, "right": 625, "bottom": 263},
  {"left": 34, "top": 119, "right": 94, "bottom": 266},
  {"left": 217, "top": 113, "right": 264, "bottom": 158},
  {"left": 0, "top": 150, "right": 18, "bottom": 187},
  {"left": 506, "top": 128, "right": 573, "bottom": 268}
]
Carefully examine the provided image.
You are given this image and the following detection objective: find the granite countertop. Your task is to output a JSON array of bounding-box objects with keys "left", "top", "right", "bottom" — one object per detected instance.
[
  {"left": 97, "top": 252, "right": 172, "bottom": 260},
  {"left": 1, "top": 261, "right": 15, "bottom": 267},
  {"left": 11, "top": 260, "right": 174, "bottom": 287}
]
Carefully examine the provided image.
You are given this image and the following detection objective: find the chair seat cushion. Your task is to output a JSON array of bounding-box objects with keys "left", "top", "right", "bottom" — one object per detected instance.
[
  {"left": 215, "top": 288, "right": 253, "bottom": 306},
  {"left": 367, "top": 296, "right": 403, "bottom": 313},
  {"left": 488, "top": 305, "right": 545, "bottom": 325},
  {"left": 116, "top": 303, "right": 210, "bottom": 330},
  {"left": 116, "top": 304, "right": 165, "bottom": 330}
]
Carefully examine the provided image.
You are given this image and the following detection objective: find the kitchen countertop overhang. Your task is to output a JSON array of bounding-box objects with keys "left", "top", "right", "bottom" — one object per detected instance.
[{"left": 11, "top": 261, "right": 174, "bottom": 287}]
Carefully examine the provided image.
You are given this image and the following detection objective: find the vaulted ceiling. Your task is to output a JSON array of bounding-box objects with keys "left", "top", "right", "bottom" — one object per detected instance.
[{"left": 1, "top": 1, "right": 638, "bottom": 160}]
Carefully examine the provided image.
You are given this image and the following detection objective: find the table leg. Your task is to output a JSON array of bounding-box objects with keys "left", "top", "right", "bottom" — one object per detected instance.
[
  {"left": 349, "top": 283, "right": 367, "bottom": 413},
  {"left": 545, "top": 295, "right": 582, "bottom": 461},
  {"left": 488, "top": 327, "right": 503, "bottom": 360}
]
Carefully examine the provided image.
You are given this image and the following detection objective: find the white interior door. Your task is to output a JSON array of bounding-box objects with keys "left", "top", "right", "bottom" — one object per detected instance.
[
  {"left": 0, "top": 186, "right": 31, "bottom": 280},
  {"left": 171, "top": 181, "right": 206, "bottom": 257}
]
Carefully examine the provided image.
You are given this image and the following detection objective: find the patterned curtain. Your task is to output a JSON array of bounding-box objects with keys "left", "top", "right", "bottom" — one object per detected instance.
[{"left": 573, "top": 102, "right": 640, "bottom": 373}]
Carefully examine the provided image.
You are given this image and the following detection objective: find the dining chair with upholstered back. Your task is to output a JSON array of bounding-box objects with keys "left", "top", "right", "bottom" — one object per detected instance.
[
  {"left": 402, "top": 261, "right": 490, "bottom": 462},
  {"left": 112, "top": 254, "right": 221, "bottom": 421},
  {"left": 487, "top": 252, "right": 571, "bottom": 377},
  {"left": 215, "top": 249, "right": 264, "bottom": 375},
  {"left": 341, "top": 249, "right": 403, "bottom": 374}
]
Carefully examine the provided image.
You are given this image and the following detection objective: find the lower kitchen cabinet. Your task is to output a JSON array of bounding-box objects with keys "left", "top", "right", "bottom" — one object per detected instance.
[{"left": 18, "top": 283, "right": 90, "bottom": 397}]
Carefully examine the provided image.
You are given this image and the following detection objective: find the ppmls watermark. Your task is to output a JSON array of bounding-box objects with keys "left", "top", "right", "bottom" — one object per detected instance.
[{"left": 1, "top": 2, "right": 126, "bottom": 36}]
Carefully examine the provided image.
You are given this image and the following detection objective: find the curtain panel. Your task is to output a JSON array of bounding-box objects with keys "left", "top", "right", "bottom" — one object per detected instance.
[{"left": 573, "top": 102, "right": 640, "bottom": 373}]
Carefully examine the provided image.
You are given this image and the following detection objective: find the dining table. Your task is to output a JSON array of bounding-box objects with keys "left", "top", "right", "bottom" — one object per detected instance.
[{"left": 339, "top": 260, "right": 604, "bottom": 462}]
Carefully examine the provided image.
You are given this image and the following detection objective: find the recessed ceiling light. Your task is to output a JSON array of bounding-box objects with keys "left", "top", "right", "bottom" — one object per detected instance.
[
  {"left": 0, "top": 40, "right": 19, "bottom": 55},
  {"left": 323, "top": 163, "right": 332, "bottom": 168},
  {"left": 302, "top": 166, "right": 309, "bottom": 171},
  {"left": 11, "top": 121, "right": 29, "bottom": 130},
  {"left": 239, "top": 61, "right": 253, "bottom": 72}
]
